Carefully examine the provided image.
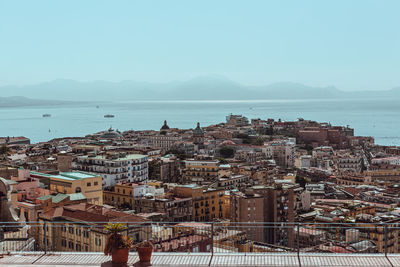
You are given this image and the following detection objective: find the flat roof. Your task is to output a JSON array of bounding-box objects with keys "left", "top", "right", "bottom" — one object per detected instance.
[
  {"left": 177, "top": 184, "right": 201, "bottom": 189},
  {"left": 31, "top": 171, "right": 99, "bottom": 181},
  {"left": 79, "top": 154, "right": 147, "bottom": 161}
]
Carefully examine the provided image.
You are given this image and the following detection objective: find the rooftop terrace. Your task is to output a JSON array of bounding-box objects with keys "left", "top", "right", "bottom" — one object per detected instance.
[
  {"left": 1, "top": 252, "right": 399, "bottom": 266},
  {"left": 31, "top": 171, "right": 98, "bottom": 180},
  {"left": 2, "top": 221, "right": 400, "bottom": 266}
]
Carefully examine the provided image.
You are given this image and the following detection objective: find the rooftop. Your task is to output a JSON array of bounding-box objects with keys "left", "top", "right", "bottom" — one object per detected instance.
[
  {"left": 79, "top": 154, "right": 147, "bottom": 161},
  {"left": 1, "top": 252, "right": 399, "bottom": 266},
  {"left": 31, "top": 171, "right": 99, "bottom": 181}
]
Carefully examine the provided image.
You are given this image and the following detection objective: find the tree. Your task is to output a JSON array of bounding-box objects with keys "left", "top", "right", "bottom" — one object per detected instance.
[
  {"left": 304, "top": 144, "right": 314, "bottom": 154},
  {"left": 295, "top": 175, "right": 308, "bottom": 188},
  {"left": 219, "top": 146, "right": 234, "bottom": 158},
  {"left": 236, "top": 133, "right": 249, "bottom": 139},
  {"left": 252, "top": 137, "right": 265, "bottom": 146}
]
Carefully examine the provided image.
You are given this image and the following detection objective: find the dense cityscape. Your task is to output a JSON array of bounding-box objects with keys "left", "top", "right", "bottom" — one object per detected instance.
[{"left": 2, "top": 114, "right": 400, "bottom": 255}]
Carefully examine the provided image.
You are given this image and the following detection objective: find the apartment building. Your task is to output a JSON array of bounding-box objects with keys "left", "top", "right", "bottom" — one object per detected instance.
[
  {"left": 351, "top": 218, "right": 399, "bottom": 253},
  {"left": 226, "top": 114, "right": 249, "bottom": 127},
  {"left": 371, "top": 156, "right": 400, "bottom": 166},
  {"left": 364, "top": 168, "right": 400, "bottom": 184},
  {"left": 73, "top": 153, "right": 148, "bottom": 187},
  {"left": 0, "top": 167, "right": 18, "bottom": 179},
  {"left": 266, "top": 139, "right": 296, "bottom": 168},
  {"left": 231, "top": 184, "right": 295, "bottom": 247},
  {"left": 134, "top": 196, "right": 192, "bottom": 222},
  {"left": 140, "top": 133, "right": 182, "bottom": 151},
  {"left": 103, "top": 182, "right": 135, "bottom": 208},
  {"left": 210, "top": 175, "right": 249, "bottom": 190},
  {"left": 103, "top": 182, "right": 164, "bottom": 209},
  {"left": 37, "top": 203, "right": 150, "bottom": 252},
  {"left": 336, "top": 154, "right": 362, "bottom": 174},
  {"left": 184, "top": 160, "right": 219, "bottom": 183},
  {"left": 174, "top": 184, "right": 227, "bottom": 221},
  {"left": 31, "top": 171, "right": 103, "bottom": 205},
  {"left": 148, "top": 155, "right": 181, "bottom": 183},
  {"left": 230, "top": 190, "right": 266, "bottom": 243}
]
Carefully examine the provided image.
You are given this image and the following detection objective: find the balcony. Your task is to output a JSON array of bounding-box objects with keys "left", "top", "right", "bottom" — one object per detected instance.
[
  {"left": 1, "top": 252, "right": 399, "bottom": 266},
  {"left": 1, "top": 222, "right": 400, "bottom": 266}
]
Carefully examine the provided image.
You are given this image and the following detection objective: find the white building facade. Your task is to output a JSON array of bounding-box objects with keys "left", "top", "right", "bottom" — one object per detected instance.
[{"left": 73, "top": 153, "right": 148, "bottom": 187}]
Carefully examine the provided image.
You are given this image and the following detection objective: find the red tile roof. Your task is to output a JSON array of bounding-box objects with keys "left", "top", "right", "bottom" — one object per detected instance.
[{"left": 40, "top": 203, "right": 149, "bottom": 224}]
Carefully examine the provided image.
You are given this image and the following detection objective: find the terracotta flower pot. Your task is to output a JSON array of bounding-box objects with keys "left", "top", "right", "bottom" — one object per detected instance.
[
  {"left": 112, "top": 248, "right": 129, "bottom": 264},
  {"left": 137, "top": 247, "right": 153, "bottom": 262}
]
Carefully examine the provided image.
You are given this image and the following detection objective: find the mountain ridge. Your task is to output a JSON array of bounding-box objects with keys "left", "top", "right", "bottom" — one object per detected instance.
[
  {"left": 1, "top": 76, "right": 399, "bottom": 101},
  {"left": 0, "top": 96, "right": 81, "bottom": 108}
]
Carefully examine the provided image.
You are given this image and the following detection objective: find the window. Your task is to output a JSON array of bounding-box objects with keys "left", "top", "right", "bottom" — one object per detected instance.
[
  {"left": 83, "top": 230, "right": 89, "bottom": 238},
  {"left": 94, "top": 181, "right": 98, "bottom": 186},
  {"left": 69, "top": 227, "right": 74, "bottom": 234},
  {"left": 76, "top": 244, "right": 82, "bottom": 251},
  {"left": 87, "top": 182, "right": 91, "bottom": 187},
  {"left": 76, "top": 228, "right": 81, "bottom": 236},
  {"left": 61, "top": 239, "right": 66, "bottom": 247},
  {"left": 85, "top": 245, "right": 89, "bottom": 252},
  {"left": 68, "top": 241, "right": 74, "bottom": 249}
]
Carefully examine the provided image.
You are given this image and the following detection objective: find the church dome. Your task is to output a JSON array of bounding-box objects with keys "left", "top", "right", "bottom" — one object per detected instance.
[
  {"left": 100, "top": 128, "right": 122, "bottom": 139},
  {"left": 161, "top": 120, "right": 170, "bottom": 130},
  {"left": 193, "top": 122, "right": 204, "bottom": 136}
]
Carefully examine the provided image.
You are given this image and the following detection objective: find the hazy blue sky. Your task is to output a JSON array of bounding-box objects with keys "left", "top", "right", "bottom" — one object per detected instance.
[{"left": 0, "top": 0, "right": 399, "bottom": 90}]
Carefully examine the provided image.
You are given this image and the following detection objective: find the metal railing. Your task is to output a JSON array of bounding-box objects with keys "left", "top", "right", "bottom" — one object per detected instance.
[{"left": 0, "top": 221, "right": 399, "bottom": 255}]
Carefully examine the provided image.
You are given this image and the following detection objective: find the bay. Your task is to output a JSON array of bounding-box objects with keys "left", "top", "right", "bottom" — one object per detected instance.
[{"left": 0, "top": 98, "right": 399, "bottom": 145}]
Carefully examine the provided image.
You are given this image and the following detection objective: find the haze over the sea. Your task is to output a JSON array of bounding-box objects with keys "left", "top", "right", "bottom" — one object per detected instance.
[{"left": 1, "top": 76, "right": 400, "bottom": 102}]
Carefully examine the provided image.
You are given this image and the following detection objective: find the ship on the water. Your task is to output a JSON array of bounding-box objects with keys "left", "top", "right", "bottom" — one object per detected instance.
[
  {"left": 104, "top": 114, "right": 115, "bottom": 118},
  {"left": 42, "top": 114, "right": 51, "bottom": 118}
]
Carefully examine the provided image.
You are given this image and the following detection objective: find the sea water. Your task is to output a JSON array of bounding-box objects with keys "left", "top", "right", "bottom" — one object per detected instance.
[{"left": 0, "top": 98, "right": 399, "bottom": 145}]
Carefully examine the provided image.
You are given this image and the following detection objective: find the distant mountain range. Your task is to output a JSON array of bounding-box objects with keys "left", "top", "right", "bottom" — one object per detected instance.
[
  {"left": 1, "top": 75, "right": 399, "bottom": 102},
  {"left": 0, "top": 96, "right": 77, "bottom": 107}
]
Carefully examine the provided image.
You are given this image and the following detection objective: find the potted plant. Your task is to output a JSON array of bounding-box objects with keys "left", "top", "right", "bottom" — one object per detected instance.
[
  {"left": 136, "top": 240, "right": 154, "bottom": 263},
  {"left": 104, "top": 223, "right": 134, "bottom": 264}
]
